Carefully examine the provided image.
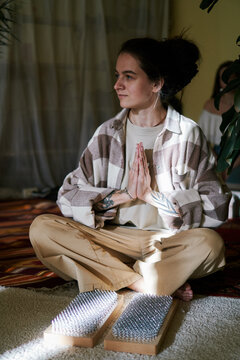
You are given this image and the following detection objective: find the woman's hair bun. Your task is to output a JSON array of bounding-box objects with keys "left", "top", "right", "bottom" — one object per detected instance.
[{"left": 159, "top": 36, "right": 200, "bottom": 98}]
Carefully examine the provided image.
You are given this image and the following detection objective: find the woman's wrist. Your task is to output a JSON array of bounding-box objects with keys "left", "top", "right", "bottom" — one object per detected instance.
[
  {"left": 138, "top": 189, "right": 152, "bottom": 204},
  {"left": 124, "top": 187, "right": 135, "bottom": 200}
]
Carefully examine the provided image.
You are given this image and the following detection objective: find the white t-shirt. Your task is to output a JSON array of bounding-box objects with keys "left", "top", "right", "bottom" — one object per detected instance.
[
  {"left": 198, "top": 109, "right": 222, "bottom": 147},
  {"left": 113, "top": 118, "right": 169, "bottom": 231}
]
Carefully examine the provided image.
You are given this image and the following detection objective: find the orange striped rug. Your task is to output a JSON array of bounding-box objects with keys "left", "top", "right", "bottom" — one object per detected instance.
[{"left": 0, "top": 199, "right": 67, "bottom": 288}]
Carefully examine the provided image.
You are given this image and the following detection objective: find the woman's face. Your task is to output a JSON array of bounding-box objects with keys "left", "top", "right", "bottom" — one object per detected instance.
[{"left": 114, "top": 52, "right": 159, "bottom": 110}]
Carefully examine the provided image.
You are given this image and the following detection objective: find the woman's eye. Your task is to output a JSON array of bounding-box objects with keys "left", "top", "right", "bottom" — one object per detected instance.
[{"left": 114, "top": 73, "right": 134, "bottom": 81}]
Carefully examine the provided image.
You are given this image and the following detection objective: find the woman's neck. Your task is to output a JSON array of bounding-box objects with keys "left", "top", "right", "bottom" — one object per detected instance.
[
  {"left": 219, "top": 91, "right": 234, "bottom": 114},
  {"left": 129, "top": 103, "right": 167, "bottom": 127},
  {"left": 205, "top": 92, "right": 234, "bottom": 115}
]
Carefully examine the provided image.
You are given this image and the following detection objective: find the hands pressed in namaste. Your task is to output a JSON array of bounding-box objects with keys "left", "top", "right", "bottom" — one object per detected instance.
[{"left": 127, "top": 142, "right": 152, "bottom": 202}]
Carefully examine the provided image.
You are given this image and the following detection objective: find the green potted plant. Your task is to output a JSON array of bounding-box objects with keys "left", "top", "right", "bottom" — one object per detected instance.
[
  {"left": 0, "top": 0, "right": 17, "bottom": 47},
  {"left": 200, "top": 0, "right": 240, "bottom": 175}
]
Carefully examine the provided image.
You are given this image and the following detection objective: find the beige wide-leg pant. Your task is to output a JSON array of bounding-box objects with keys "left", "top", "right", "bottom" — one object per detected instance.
[{"left": 29, "top": 214, "right": 225, "bottom": 295}]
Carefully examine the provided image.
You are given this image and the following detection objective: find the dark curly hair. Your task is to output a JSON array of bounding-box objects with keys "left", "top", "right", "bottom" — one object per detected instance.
[{"left": 118, "top": 36, "right": 200, "bottom": 99}]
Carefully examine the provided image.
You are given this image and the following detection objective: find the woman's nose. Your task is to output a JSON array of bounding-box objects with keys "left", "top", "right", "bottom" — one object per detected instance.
[{"left": 114, "top": 77, "right": 123, "bottom": 90}]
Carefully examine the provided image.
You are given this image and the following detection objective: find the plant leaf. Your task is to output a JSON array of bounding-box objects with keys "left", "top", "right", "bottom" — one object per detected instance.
[
  {"left": 213, "top": 64, "right": 240, "bottom": 109},
  {"left": 217, "top": 115, "right": 240, "bottom": 173},
  {"left": 0, "top": 0, "right": 16, "bottom": 11},
  {"left": 0, "top": 0, "right": 18, "bottom": 46},
  {"left": 219, "top": 106, "right": 236, "bottom": 133},
  {"left": 222, "top": 60, "right": 240, "bottom": 84},
  {"left": 200, "top": 0, "right": 215, "bottom": 9},
  {"left": 214, "top": 92, "right": 221, "bottom": 110},
  {"left": 219, "top": 78, "right": 240, "bottom": 95},
  {"left": 199, "top": 0, "right": 219, "bottom": 12},
  {"left": 217, "top": 130, "right": 235, "bottom": 172},
  {"left": 216, "top": 155, "right": 229, "bottom": 173}
]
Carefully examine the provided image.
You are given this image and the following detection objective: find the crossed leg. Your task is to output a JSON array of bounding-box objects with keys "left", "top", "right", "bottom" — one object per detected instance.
[{"left": 30, "top": 215, "right": 225, "bottom": 300}]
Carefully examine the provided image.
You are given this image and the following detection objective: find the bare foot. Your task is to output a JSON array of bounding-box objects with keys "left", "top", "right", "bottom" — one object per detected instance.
[
  {"left": 128, "top": 278, "right": 147, "bottom": 293},
  {"left": 173, "top": 283, "right": 193, "bottom": 302},
  {"left": 128, "top": 279, "right": 193, "bottom": 301}
]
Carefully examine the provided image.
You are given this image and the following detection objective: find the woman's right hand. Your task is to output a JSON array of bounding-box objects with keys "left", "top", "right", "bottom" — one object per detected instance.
[{"left": 127, "top": 144, "right": 139, "bottom": 200}]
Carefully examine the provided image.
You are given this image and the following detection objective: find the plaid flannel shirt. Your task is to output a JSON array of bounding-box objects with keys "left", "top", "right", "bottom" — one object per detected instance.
[{"left": 57, "top": 106, "right": 231, "bottom": 233}]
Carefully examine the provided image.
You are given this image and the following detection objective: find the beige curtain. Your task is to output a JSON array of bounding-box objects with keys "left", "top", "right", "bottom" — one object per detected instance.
[{"left": 0, "top": 0, "right": 169, "bottom": 198}]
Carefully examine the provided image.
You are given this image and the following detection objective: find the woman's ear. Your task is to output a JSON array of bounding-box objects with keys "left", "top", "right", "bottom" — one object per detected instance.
[{"left": 152, "top": 78, "right": 164, "bottom": 93}]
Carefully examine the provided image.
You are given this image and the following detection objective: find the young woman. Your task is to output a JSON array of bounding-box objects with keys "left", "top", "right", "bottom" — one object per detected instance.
[{"left": 30, "top": 37, "right": 231, "bottom": 301}]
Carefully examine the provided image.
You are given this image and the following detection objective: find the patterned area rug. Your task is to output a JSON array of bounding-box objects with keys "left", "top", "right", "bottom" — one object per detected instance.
[
  {"left": 0, "top": 199, "right": 240, "bottom": 297},
  {"left": 0, "top": 199, "right": 67, "bottom": 288}
]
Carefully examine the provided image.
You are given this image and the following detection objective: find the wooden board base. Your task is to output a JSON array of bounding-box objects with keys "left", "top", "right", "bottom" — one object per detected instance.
[
  {"left": 104, "top": 298, "right": 179, "bottom": 356},
  {"left": 44, "top": 295, "right": 124, "bottom": 348}
]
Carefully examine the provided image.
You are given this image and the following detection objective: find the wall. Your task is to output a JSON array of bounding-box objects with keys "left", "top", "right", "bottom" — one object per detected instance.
[{"left": 170, "top": 0, "right": 240, "bottom": 122}]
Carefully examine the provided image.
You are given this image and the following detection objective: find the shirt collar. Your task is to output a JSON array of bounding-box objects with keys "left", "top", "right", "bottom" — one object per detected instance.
[
  {"left": 111, "top": 109, "right": 128, "bottom": 130},
  {"left": 112, "top": 106, "right": 182, "bottom": 134},
  {"left": 164, "top": 106, "right": 182, "bottom": 134}
]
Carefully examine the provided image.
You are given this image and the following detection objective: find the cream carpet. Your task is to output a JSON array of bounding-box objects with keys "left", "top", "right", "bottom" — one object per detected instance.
[{"left": 0, "top": 283, "right": 240, "bottom": 360}]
